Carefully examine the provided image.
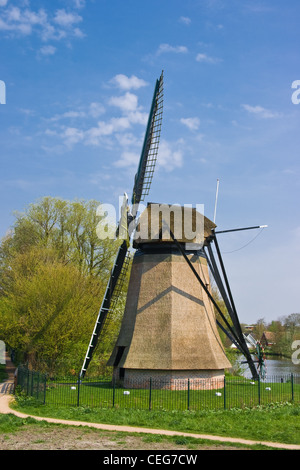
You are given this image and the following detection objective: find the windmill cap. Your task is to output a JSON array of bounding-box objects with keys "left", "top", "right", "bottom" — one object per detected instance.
[{"left": 132, "top": 203, "right": 216, "bottom": 247}]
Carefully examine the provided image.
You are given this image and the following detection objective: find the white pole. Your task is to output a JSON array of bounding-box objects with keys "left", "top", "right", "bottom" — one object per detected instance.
[{"left": 213, "top": 178, "right": 220, "bottom": 224}]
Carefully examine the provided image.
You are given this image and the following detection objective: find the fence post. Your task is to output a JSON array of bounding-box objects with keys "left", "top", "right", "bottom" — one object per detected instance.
[
  {"left": 149, "top": 377, "right": 152, "bottom": 411},
  {"left": 17, "top": 366, "right": 21, "bottom": 389},
  {"left": 43, "top": 373, "right": 47, "bottom": 405},
  {"left": 187, "top": 379, "right": 190, "bottom": 411},
  {"left": 26, "top": 368, "right": 30, "bottom": 395},
  {"left": 31, "top": 370, "right": 34, "bottom": 396},
  {"left": 112, "top": 377, "right": 116, "bottom": 407},
  {"left": 223, "top": 376, "right": 226, "bottom": 410},
  {"left": 258, "top": 376, "right": 261, "bottom": 405},
  {"left": 36, "top": 372, "right": 40, "bottom": 399},
  {"left": 291, "top": 373, "right": 294, "bottom": 402},
  {"left": 77, "top": 374, "right": 81, "bottom": 407}
]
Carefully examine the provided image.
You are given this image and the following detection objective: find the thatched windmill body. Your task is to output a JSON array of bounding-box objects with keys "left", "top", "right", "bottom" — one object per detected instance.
[
  {"left": 80, "top": 72, "right": 263, "bottom": 387},
  {"left": 108, "top": 203, "right": 231, "bottom": 389}
]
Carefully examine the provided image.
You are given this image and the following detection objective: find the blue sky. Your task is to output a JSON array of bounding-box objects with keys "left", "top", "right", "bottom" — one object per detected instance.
[{"left": 0, "top": 0, "right": 300, "bottom": 324}]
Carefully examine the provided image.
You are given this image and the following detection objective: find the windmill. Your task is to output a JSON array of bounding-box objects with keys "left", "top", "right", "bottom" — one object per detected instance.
[
  {"left": 80, "top": 71, "right": 265, "bottom": 386},
  {"left": 80, "top": 71, "right": 164, "bottom": 378}
]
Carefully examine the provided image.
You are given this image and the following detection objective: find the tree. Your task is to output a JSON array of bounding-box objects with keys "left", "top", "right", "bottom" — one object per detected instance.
[
  {"left": 4, "top": 197, "right": 119, "bottom": 277},
  {"left": 0, "top": 246, "right": 102, "bottom": 373},
  {"left": 283, "top": 313, "right": 300, "bottom": 339},
  {"left": 0, "top": 197, "right": 126, "bottom": 375},
  {"left": 252, "top": 318, "right": 266, "bottom": 340}
]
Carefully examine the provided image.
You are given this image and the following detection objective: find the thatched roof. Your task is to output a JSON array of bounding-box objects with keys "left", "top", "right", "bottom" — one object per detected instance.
[{"left": 132, "top": 203, "right": 216, "bottom": 247}]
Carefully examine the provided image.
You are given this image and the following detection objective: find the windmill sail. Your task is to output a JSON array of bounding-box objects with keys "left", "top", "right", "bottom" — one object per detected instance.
[
  {"left": 80, "top": 72, "right": 164, "bottom": 378},
  {"left": 131, "top": 71, "right": 163, "bottom": 212},
  {"left": 80, "top": 240, "right": 130, "bottom": 377}
]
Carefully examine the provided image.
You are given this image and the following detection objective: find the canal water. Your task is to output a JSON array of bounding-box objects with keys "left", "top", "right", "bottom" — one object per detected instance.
[{"left": 240, "top": 356, "right": 300, "bottom": 380}]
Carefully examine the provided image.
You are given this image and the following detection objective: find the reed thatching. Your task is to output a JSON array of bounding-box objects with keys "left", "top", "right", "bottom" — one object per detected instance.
[
  {"left": 132, "top": 203, "right": 216, "bottom": 247},
  {"left": 108, "top": 204, "right": 231, "bottom": 373}
]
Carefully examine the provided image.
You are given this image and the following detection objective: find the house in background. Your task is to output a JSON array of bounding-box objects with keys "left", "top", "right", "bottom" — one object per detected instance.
[{"left": 260, "top": 331, "right": 276, "bottom": 348}]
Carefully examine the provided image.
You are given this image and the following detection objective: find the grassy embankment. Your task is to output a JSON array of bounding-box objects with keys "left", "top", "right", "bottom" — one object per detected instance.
[{"left": 5, "top": 393, "right": 300, "bottom": 447}]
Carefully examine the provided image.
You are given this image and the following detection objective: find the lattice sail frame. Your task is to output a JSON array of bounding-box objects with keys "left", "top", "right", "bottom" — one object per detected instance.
[{"left": 131, "top": 72, "right": 163, "bottom": 208}]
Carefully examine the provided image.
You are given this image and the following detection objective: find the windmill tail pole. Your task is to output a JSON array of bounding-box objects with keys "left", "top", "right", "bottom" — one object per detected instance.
[{"left": 215, "top": 225, "right": 268, "bottom": 235}]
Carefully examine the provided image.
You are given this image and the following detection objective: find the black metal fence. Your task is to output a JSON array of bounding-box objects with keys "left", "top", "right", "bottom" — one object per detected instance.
[{"left": 16, "top": 365, "right": 300, "bottom": 411}]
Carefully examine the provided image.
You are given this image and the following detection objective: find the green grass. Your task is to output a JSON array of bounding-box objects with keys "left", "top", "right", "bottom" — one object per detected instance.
[
  {"left": 10, "top": 394, "right": 300, "bottom": 446},
  {"left": 0, "top": 412, "right": 274, "bottom": 450},
  {"left": 36, "top": 376, "right": 300, "bottom": 411},
  {"left": 13, "top": 369, "right": 300, "bottom": 448}
]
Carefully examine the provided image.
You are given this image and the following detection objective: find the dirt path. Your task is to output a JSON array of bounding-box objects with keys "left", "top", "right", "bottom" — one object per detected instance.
[{"left": 1, "top": 353, "right": 299, "bottom": 451}]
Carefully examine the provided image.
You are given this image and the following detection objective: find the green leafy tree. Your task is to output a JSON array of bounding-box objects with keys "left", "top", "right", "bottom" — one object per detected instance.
[
  {"left": 3, "top": 197, "right": 118, "bottom": 277},
  {"left": 0, "top": 247, "right": 103, "bottom": 373},
  {"left": 0, "top": 197, "right": 126, "bottom": 375}
]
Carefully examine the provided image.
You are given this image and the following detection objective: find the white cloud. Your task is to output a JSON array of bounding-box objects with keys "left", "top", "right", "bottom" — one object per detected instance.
[
  {"left": 0, "top": 4, "right": 85, "bottom": 49},
  {"left": 19, "top": 108, "right": 35, "bottom": 116},
  {"left": 110, "top": 74, "right": 148, "bottom": 90},
  {"left": 114, "top": 151, "right": 139, "bottom": 168},
  {"left": 84, "top": 117, "right": 132, "bottom": 146},
  {"left": 7, "top": 6, "right": 20, "bottom": 21},
  {"left": 115, "top": 132, "right": 141, "bottom": 149},
  {"left": 50, "top": 110, "right": 86, "bottom": 121},
  {"left": 242, "top": 104, "right": 281, "bottom": 119},
  {"left": 0, "top": 18, "right": 29, "bottom": 34},
  {"left": 45, "top": 128, "right": 58, "bottom": 136},
  {"left": 113, "top": 140, "right": 184, "bottom": 172},
  {"left": 72, "top": 26, "right": 85, "bottom": 38},
  {"left": 39, "top": 44, "right": 56, "bottom": 56},
  {"left": 73, "top": 0, "right": 86, "bottom": 8},
  {"left": 53, "top": 9, "right": 82, "bottom": 27},
  {"left": 109, "top": 92, "right": 139, "bottom": 113},
  {"left": 196, "top": 53, "right": 221, "bottom": 64},
  {"left": 45, "top": 84, "right": 148, "bottom": 148},
  {"left": 89, "top": 102, "right": 105, "bottom": 118},
  {"left": 0, "top": 6, "right": 48, "bottom": 35},
  {"left": 157, "top": 43, "right": 188, "bottom": 55},
  {"left": 0, "top": 0, "right": 8, "bottom": 7},
  {"left": 179, "top": 16, "right": 191, "bottom": 25},
  {"left": 180, "top": 117, "right": 200, "bottom": 131},
  {"left": 61, "top": 127, "right": 84, "bottom": 146},
  {"left": 157, "top": 140, "right": 183, "bottom": 172},
  {"left": 126, "top": 110, "right": 148, "bottom": 125},
  {"left": 43, "top": 76, "right": 179, "bottom": 176},
  {"left": 109, "top": 91, "right": 148, "bottom": 125},
  {"left": 48, "top": 102, "right": 105, "bottom": 122}
]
